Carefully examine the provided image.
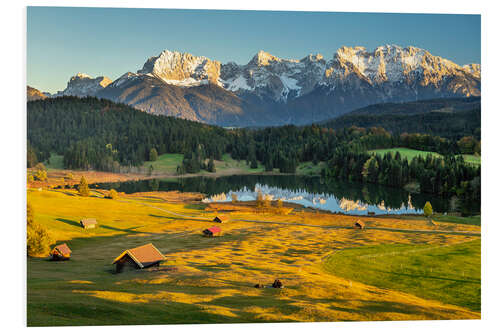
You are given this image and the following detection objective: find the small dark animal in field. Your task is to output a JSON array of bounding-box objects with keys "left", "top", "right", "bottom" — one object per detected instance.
[
  {"left": 272, "top": 279, "right": 283, "bottom": 288},
  {"left": 254, "top": 283, "right": 264, "bottom": 288}
]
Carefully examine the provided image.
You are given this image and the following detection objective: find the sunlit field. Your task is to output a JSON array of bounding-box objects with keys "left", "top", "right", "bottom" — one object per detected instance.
[{"left": 27, "top": 188, "right": 480, "bottom": 326}]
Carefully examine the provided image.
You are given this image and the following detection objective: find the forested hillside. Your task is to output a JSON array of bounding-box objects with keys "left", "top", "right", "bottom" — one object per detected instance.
[
  {"left": 321, "top": 97, "right": 481, "bottom": 140},
  {"left": 28, "top": 96, "right": 480, "bottom": 203}
]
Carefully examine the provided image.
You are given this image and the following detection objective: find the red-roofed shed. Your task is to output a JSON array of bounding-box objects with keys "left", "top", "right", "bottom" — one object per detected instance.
[{"left": 203, "top": 226, "right": 222, "bottom": 237}]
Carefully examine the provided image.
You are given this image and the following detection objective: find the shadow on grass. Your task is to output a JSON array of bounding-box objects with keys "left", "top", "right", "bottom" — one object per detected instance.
[
  {"left": 183, "top": 203, "right": 206, "bottom": 210},
  {"left": 28, "top": 291, "right": 241, "bottom": 326},
  {"left": 56, "top": 218, "right": 81, "bottom": 228},
  {"left": 99, "top": 224, "right": 156, "bottom": 235},
  {"left": 149, "top": 214, "right": 211, "bottom": 223}
]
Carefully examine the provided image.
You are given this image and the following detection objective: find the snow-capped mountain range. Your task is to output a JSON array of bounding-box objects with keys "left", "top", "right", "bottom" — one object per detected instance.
[{"left": 43, "top": 44, "right": 481, "bottom": 126}]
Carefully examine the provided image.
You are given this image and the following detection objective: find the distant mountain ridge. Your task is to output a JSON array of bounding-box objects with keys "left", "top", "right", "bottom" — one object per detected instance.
[
  {"left": 320, "top": 97, "right": 481, "bottom": 140},
  {"left": 38, "top": 44, "right": 481, "bottom": 126}
]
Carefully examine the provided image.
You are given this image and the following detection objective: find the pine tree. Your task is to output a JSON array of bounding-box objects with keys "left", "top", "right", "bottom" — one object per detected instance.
[
  {"left": 250, "top": 157, "right": 258, "bottom": 169},
  {"left": 149, "top": 148, "right": 158, "bottom": 161},
  {"left": 208, "top": 157, "right": 216, "bottom": 173},
  {"left": 78, "top": 176, "right": 90, "bottom": 197}
]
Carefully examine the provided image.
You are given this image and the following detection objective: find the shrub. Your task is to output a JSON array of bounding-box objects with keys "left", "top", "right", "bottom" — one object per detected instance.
[
  {"left": 65, "top": 172, "right": 74, "bottom": 180},
  {"left": 107, "top": 189, "right": 118, "bottom": 199},
  {"left": 27, "top": 202, "right": 52, "bottom": 257},
  {"left": 256, "top": 190, "right": 264, "bottom": 208},
  {"left": 263, "top": 195, "right": 271, "bottom": 208},
  {"left": 78, "top": 176, "right": 90, "bottom": 197},
  {"left": 34, "top": 169, "right": 48, "bottom": 181},
  {"left": 276, "top": 199, "right": 283, "bottom": 208}
]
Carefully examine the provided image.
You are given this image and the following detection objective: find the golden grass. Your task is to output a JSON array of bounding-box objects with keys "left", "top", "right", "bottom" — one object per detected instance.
[{"left": 27, "top": 188, "right": 481, "bottom": 326}]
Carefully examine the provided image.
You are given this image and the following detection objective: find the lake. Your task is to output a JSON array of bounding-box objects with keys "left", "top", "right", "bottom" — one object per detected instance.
[{"left": 91, "top": 175, "right": 478, "bottom": 215}]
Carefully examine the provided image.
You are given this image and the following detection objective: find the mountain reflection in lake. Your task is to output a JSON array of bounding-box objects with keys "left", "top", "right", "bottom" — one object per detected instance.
[{"left": 92, "top": 175, "right": 476, "bottom": 215}]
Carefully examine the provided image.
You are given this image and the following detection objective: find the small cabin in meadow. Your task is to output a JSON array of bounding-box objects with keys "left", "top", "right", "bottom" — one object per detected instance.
[
  {"left": 80, "top": 218, "right": 98, "bottom": 229},
  {"left": 354, "top": 220, "right": 365, "bottom": 229},
  {"left": 213, "top": 215, "right": 229, "bottom": 223},
  {"left": 112, "top": 243, "right": 165, "bottom": 273},
  {"left": 50, "top": 243, "right": 72, "bottom": 261},
  {"left": 203, "top": 226, "right": 222, "bottom": 237}
]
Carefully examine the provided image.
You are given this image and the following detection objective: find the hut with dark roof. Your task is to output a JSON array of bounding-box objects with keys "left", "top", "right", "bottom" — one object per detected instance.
[
  {"left": 354, "top": 220, "right": 365, "bottom": 229},
  {"left": 203, "top": 226, "right": 222, "bottom": 237},
  {"left": 80, "top": 218, "right": 97, "bottom": 229},
  {"left": 213, "top": 215, "right": 229, "bottom": 223},
  {"left": 112, "top": 243, "right": 165, "bottom": 273},
  {"left": 50, "top": 243, "right": 72, "bottom": 261}
]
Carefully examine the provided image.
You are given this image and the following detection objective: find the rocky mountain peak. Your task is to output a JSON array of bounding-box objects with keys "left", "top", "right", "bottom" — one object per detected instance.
[
  {"left": 301, "top": 53, "right": 325, "bottom": 64},
  {"left": 27, "top": 86, "right": 47, "bottom": 101},
  {"left": 57, "top": 73, "right": 112, "bottom": 97},
  {"left": 47, "top": 44, "right": 480, "bottom": 126},
  {"left": 249, "top": 50, "right": 284, "bottom": 66},
  {"left": 137, "top": 49, "right": 221, "bottom": 86}
]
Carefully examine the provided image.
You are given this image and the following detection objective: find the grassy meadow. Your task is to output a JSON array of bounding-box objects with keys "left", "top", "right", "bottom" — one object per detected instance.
[
  {"left": 369, "top": 148, "right": 481, "bottom": 166},
  {"left": 323, "top": 240, "right": 481, "bottom": 311},
  {"left": 27, "top": 187, "right": 481, "bottom": 326}
]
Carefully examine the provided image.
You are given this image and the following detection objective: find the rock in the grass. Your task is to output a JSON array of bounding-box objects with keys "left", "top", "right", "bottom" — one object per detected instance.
[{"left": 272, "top": 279, "right": 283, "bottom": 288}]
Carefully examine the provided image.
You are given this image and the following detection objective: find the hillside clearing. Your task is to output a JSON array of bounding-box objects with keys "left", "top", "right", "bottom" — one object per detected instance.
[{"left": 369, "top": 148, "right": 480, "bottom": 166}]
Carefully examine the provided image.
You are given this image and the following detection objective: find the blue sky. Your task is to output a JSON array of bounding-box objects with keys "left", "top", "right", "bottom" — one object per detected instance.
[{"left": 27, "top": 7, "right": 481, "bottom": 93}]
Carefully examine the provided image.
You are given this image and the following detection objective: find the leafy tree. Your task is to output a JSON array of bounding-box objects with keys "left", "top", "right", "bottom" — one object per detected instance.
[
  {"left": 78, "top": 176, "right": 90, "bottom": 197},
  {"left": 424, "top": 201, "right": 433, "bottom": 218},
  {"left": 231, "top": 193, "right": 238, "bottom": 203},
  {"left": 149, "top": 148, "right": 158, "bottom": 161},
  {"left": 27, "top": 201, "right": 52, "bottom": 257}
]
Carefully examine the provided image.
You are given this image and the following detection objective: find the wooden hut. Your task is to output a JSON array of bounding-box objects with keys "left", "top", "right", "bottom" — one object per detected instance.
[
  {"left": 112, "top": 243, "right": 165, "bottom": 273},
  {"left": 80, "top": 218, "right": 97, "bottom": 229},
  {"left": 203, "top": 226, "right": 222, "bottom": 237},
  {"left": 213, "top": 215, "right": 229, "bottom": 223},
  {"left": 50, "top": 243, "right": 72, "bottom": 261},
  {"left": 354, "top": 220, "right": 365, "bottom": 229}
]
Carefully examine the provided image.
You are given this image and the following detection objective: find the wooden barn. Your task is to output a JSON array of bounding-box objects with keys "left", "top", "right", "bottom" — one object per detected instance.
[
  {"left": 50, "top": 243, "right": 72, "bottom": 261},
  {"left": 112, "top": 243, "right": 165, "bottom": 273},
  {"left": 213, "top": 215, "right": 229, "bottom": 223},
  {"left": 203, "top": 226, "right": 222, "bottom": 237},
  {"left": 354, "top": 220, "right": 365, "bottom": 229},
  {"left": 80, "top": 218, "right": 97, "bottom": 229}
]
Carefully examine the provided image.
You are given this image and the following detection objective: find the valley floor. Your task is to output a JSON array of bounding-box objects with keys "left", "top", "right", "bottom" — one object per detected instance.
[{"left": 27, "top": 188, "right": 480, "bottom": 326}]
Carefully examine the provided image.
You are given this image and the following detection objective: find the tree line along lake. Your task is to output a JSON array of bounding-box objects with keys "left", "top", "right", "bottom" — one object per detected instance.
[{"left": 90, "top": 174, "right": 480, "bottom": 216}]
